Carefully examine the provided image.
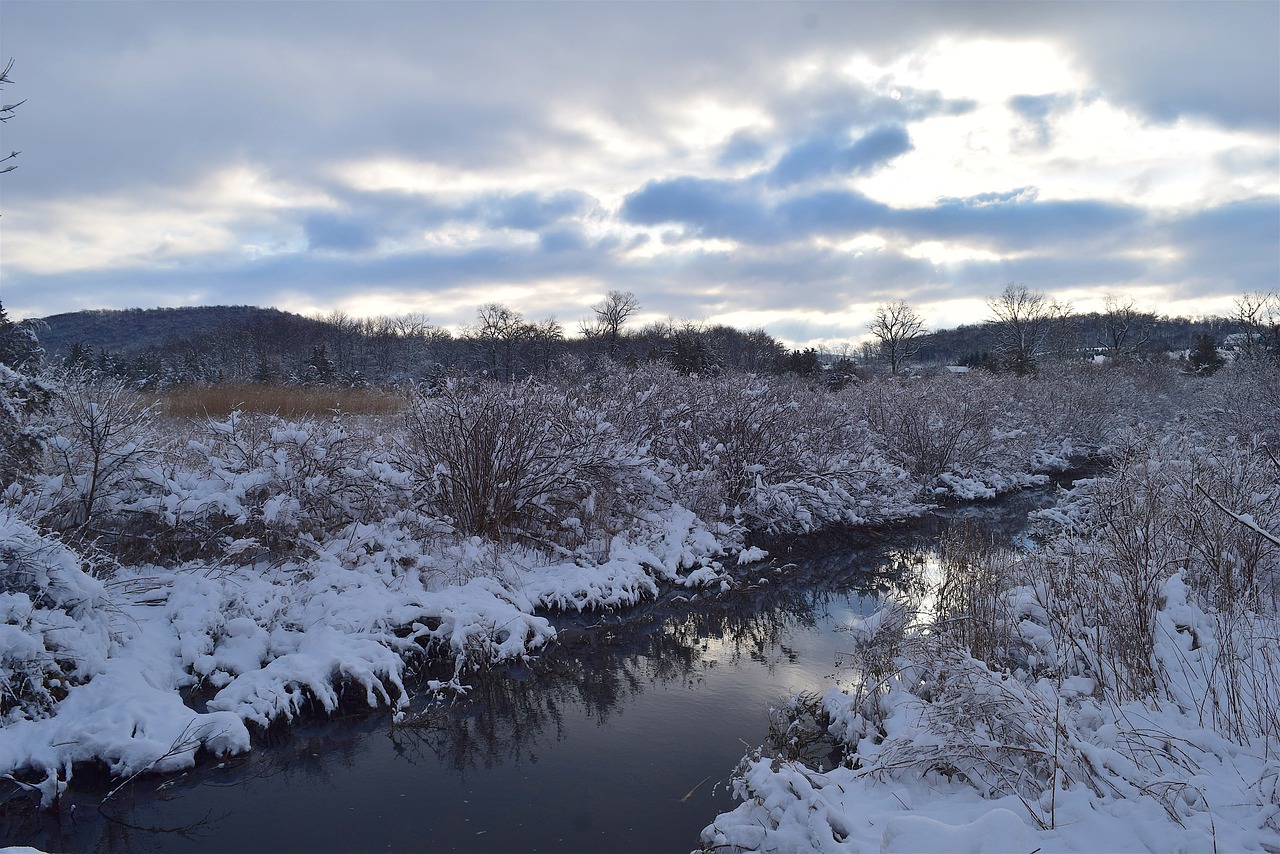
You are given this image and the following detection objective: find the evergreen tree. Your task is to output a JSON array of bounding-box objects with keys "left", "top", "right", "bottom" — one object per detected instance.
[
  {"left": 303, "top": 344, "right": 336, "bottom": 385},
  {"left": 0, "top": 301, "right": 52, "bottom": 486},
  {"left": 783, "top": 348, "right": 821, "bottom": 377},
  {"left": 1187, "top": 334, "right": 1225, "bottom": 375},
  {"left": 0, "top": 302, "right": 44, "bottom": 370}
]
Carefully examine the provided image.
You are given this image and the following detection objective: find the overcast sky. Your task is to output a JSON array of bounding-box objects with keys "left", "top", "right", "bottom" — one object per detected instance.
[{"left": 1, "top": 1, "right": 1277, "bottom": 346}]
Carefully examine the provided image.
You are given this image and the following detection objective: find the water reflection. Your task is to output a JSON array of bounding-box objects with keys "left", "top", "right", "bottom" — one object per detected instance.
[{"left": 388, "top": 571, "right": 883, "bottom": 780}]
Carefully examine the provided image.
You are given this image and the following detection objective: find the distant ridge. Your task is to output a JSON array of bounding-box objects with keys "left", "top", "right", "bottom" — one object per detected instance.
[{"left": 36, "top": 305, "right": 322, "bottom": 358}]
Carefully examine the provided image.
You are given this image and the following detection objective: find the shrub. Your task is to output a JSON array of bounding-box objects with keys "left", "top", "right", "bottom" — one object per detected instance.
[
  {"left": 154, "top": 411, "right": 407, "bottom": 561},
  {"left": 19, "top": 376, "right": 160, "bottom": 549},
  {"left": 595, "top": 366, "right": 916, "bottom": 533},
  {"left": 155, "top": 383, "right": 404, "bottom": 419},
  {"left": 399, "top": 378, "right": 652, "bottom": 553}
]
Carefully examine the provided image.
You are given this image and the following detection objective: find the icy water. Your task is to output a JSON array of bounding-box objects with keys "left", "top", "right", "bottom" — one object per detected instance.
[{"left": 3, "top": 496, "right": 1045, "bottom": 854}]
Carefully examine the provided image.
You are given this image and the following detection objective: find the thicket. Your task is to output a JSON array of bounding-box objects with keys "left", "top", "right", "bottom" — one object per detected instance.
[
  {"left": 36, "top": 296, "right": 1279, "bottom": 394},
  {"left": 4, "top": 358, "right": 1156, "bottom": 576}
]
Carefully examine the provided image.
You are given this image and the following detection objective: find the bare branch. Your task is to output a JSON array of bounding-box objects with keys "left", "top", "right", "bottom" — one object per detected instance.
[{"left": 1195, "top": 483, "right": 1280, "bottom": 548}]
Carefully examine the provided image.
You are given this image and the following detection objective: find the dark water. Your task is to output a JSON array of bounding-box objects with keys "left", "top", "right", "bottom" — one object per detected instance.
[{"left": 2, "top": 495, "right": 1045, "bottom": 854}]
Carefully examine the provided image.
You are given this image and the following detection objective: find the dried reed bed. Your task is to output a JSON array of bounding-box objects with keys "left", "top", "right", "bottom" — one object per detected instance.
[{"left": 152, "top": 384, "right": 406, "bottom": 419}]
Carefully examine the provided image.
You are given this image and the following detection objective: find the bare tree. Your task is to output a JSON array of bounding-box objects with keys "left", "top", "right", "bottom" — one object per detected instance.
[
  {"left": 1098, "top": 294, "right": 1153, "bottom": 361},
  {"left": 525, "top": 316, "right": 564, "bottom": 375},
  {"left": 0, "top": 59, "right": 22, "bottom": 176},
  {"left": 868, "top": 300, "right": 925, "bottom": 374},
  {"left": 583, "top": 290, "right": 640, "bottom": 358},
  {"left": 470, "top": 303, "right": 528, "bottom": 381},
  {"left": 986, "top": 284, "right": 1069, "bottom": 375},
  {"left": 1233, "top": 291, "right": 1278, "bottom": 359}
]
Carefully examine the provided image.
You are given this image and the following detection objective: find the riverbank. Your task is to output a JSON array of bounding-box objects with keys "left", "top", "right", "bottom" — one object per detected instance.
[
  {"left": 701, "top": 434, "right": 1280, "bottom": 854},
  {"left": 0, "top": 454, "right": 1069, "bottom": 811}
]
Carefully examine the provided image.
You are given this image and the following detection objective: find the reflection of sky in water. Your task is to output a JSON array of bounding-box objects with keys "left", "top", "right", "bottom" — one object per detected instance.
[{"left": 5, "top": 497, "right": 1044, "bottom": 854}]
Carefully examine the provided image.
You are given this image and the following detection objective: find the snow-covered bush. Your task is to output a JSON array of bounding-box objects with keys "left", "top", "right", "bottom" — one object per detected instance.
[
  {"left": 1043, "top": 428, "right": 1280, "bottom": 612},
  {"left": 0, "top": 363, "right": 53, "bottom": 489},
  {"left": 400, "top": 378, "right": 655, "bottom": 555},
  {"left": 18, "top": 376, "right": 160, "bottom": 546},
  {"left": 1203, "top": 355, "right": 1280, "bottom": 447},
  {"left": 706, "top": 423, "right": 1280, "bottom": 852},
  {"left": 143, "top": 411, "right": 411, "bottom": 562},
  {"left": 0, "top": 509, "right": 111, "bottom": 720},
  {"left": 594, "top": 365, "right": 918, "bottom": 533},
  {"left": 858, "top": 372, "right": 1045, "bottom": 498}
]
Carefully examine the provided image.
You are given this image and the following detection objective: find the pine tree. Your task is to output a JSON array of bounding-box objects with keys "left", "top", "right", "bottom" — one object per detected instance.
[
  {"left": 1187, "top": 334, "right": 1225, "bottom": 375},
  {"left": 303, "top": 344, "right": 336, "bottom": 385},
  {"left": 0, "top": 301, "right": 52, "bottom": 485}
]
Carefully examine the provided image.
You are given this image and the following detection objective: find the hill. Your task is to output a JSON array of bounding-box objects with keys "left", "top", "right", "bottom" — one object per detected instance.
[{"left": 35, "top": 305, "right": 327, "bottom": 359}]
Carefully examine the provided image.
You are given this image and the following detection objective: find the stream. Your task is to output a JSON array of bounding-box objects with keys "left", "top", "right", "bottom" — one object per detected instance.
[{"left": 2, "top": 491, "right": 1051, "bottom": 853}]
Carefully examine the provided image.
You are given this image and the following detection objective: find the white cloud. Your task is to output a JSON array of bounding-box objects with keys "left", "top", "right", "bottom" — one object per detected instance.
[{"left": 2, "top": 3, "right": 1275, "bottom": 345}]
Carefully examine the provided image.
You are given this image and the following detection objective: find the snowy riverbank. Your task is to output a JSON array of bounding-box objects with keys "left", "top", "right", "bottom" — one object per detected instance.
[{"left": 701, "top": 426, "right": 1280, "bottom": 853}]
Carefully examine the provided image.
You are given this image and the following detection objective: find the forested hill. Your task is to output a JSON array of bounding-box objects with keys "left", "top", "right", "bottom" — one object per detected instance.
[{"left": 36, "top": 305, "right": 329, "bottom": 359}]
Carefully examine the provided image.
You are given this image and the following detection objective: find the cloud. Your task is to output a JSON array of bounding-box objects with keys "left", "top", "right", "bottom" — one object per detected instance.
[
  {"left": 1008, "top": 93, "right": 1077, "bottom": 148},
  {"left": 775, "top": 190, "right": 894, "bottom": 238},
  {"left": 478, "top": 191, "right": 595, "bottom": 232},
  {"left": 303, "top": 212, "right": 379, "bottom": 252},
  {"left": 621, "top": 177, "right": 775, "bottom": 243},
  {"left": 768, "top": 125, "right": 913, "bottom": 186},
  {"left": 538, "top": 227, "right": 590, "bottom": 254},
  {"left": 1065, "top": 2, "right": 1280, "bottom": 131},
  {"left": 717, "top": 131, "right": 770, "bottom": 168},
  {"left": 1, "top": 1, "right": 1275, "bottom": 347},
  {"left": 624, "top": 177, "right": 1145, "bottom": 254},
  {"left": 1161, "top": 196, "right": 1280, "bottom": 295},
  {"left": 897, "top": 191, "right": 1146, "bottom": 251}
]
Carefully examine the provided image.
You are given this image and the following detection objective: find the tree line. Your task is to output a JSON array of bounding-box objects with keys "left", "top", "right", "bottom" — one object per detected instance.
[{"left": 13, "top": 286, "right": 1280, "bottom": 390}]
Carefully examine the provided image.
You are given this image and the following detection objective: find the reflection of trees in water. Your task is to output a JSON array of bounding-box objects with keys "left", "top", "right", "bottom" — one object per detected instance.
[
  {"left": 388, "top": 498, "right": 1046, "bottom": 777},
  {"left": 390, "top": 566, "right": 891, "bottom": 776}
]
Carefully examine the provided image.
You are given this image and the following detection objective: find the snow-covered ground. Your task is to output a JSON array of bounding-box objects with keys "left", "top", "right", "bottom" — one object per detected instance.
[
  {"left": 702, "top": 583, "right": 1280, "bottom": 853},
  {"left": 3, "top": 360, "right": 1277, "bottom": 854}
]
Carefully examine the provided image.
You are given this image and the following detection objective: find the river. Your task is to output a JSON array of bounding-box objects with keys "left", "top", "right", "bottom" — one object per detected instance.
[{"left": 2, "top": 492, "right": 1049, "bottom": 853}]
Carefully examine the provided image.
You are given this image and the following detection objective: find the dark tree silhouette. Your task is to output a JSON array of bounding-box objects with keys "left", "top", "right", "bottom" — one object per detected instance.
[
  {"left": 1187, "top": 334, "right": 1224, "bottom": 375},
  {"left": 584, "top": 290, "right": 639, "bottom": 359},
  {"left": 0, "top": 58, "right": 22, "bottom": 176},
  {"left": 868, "top": 299, "right": 925, "bottom": 374}
]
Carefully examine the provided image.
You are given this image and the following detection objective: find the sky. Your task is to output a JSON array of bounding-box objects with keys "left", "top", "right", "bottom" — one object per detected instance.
[{"left": 1, "top": 1, "right": 1277, "bottom": 347}]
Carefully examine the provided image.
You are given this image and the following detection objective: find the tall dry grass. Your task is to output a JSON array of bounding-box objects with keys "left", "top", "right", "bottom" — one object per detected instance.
[{"left": 151, "top": 383, "right": 405, "bottom": 419}]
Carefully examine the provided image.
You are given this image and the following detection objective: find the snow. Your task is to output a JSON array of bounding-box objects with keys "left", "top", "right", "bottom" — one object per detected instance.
[{"left": 5, "top": 362, "right": 1277, "bottom": 854}]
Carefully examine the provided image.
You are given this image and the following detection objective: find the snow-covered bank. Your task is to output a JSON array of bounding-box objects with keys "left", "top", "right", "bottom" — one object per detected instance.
[
  {"left": 701, "top": 423, "right": 1280, "bottom": 853},
  {"left": 704, "top": 585, "right": 1280, "bottom": 852}
]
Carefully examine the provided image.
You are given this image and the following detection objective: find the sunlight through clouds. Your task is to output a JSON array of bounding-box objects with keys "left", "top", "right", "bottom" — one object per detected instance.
[
  {"left": 1, "top": 2, "right": 1275, "bottom": 341},
  {"left": 904, "top": 241, "right": 1005, "bottom": 266},
  {"left": 891, "top": 38, "right": 1081, "bottom": 101},
  {"left": 5, "top": 165, "right": 327, "bottom": 274}
]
